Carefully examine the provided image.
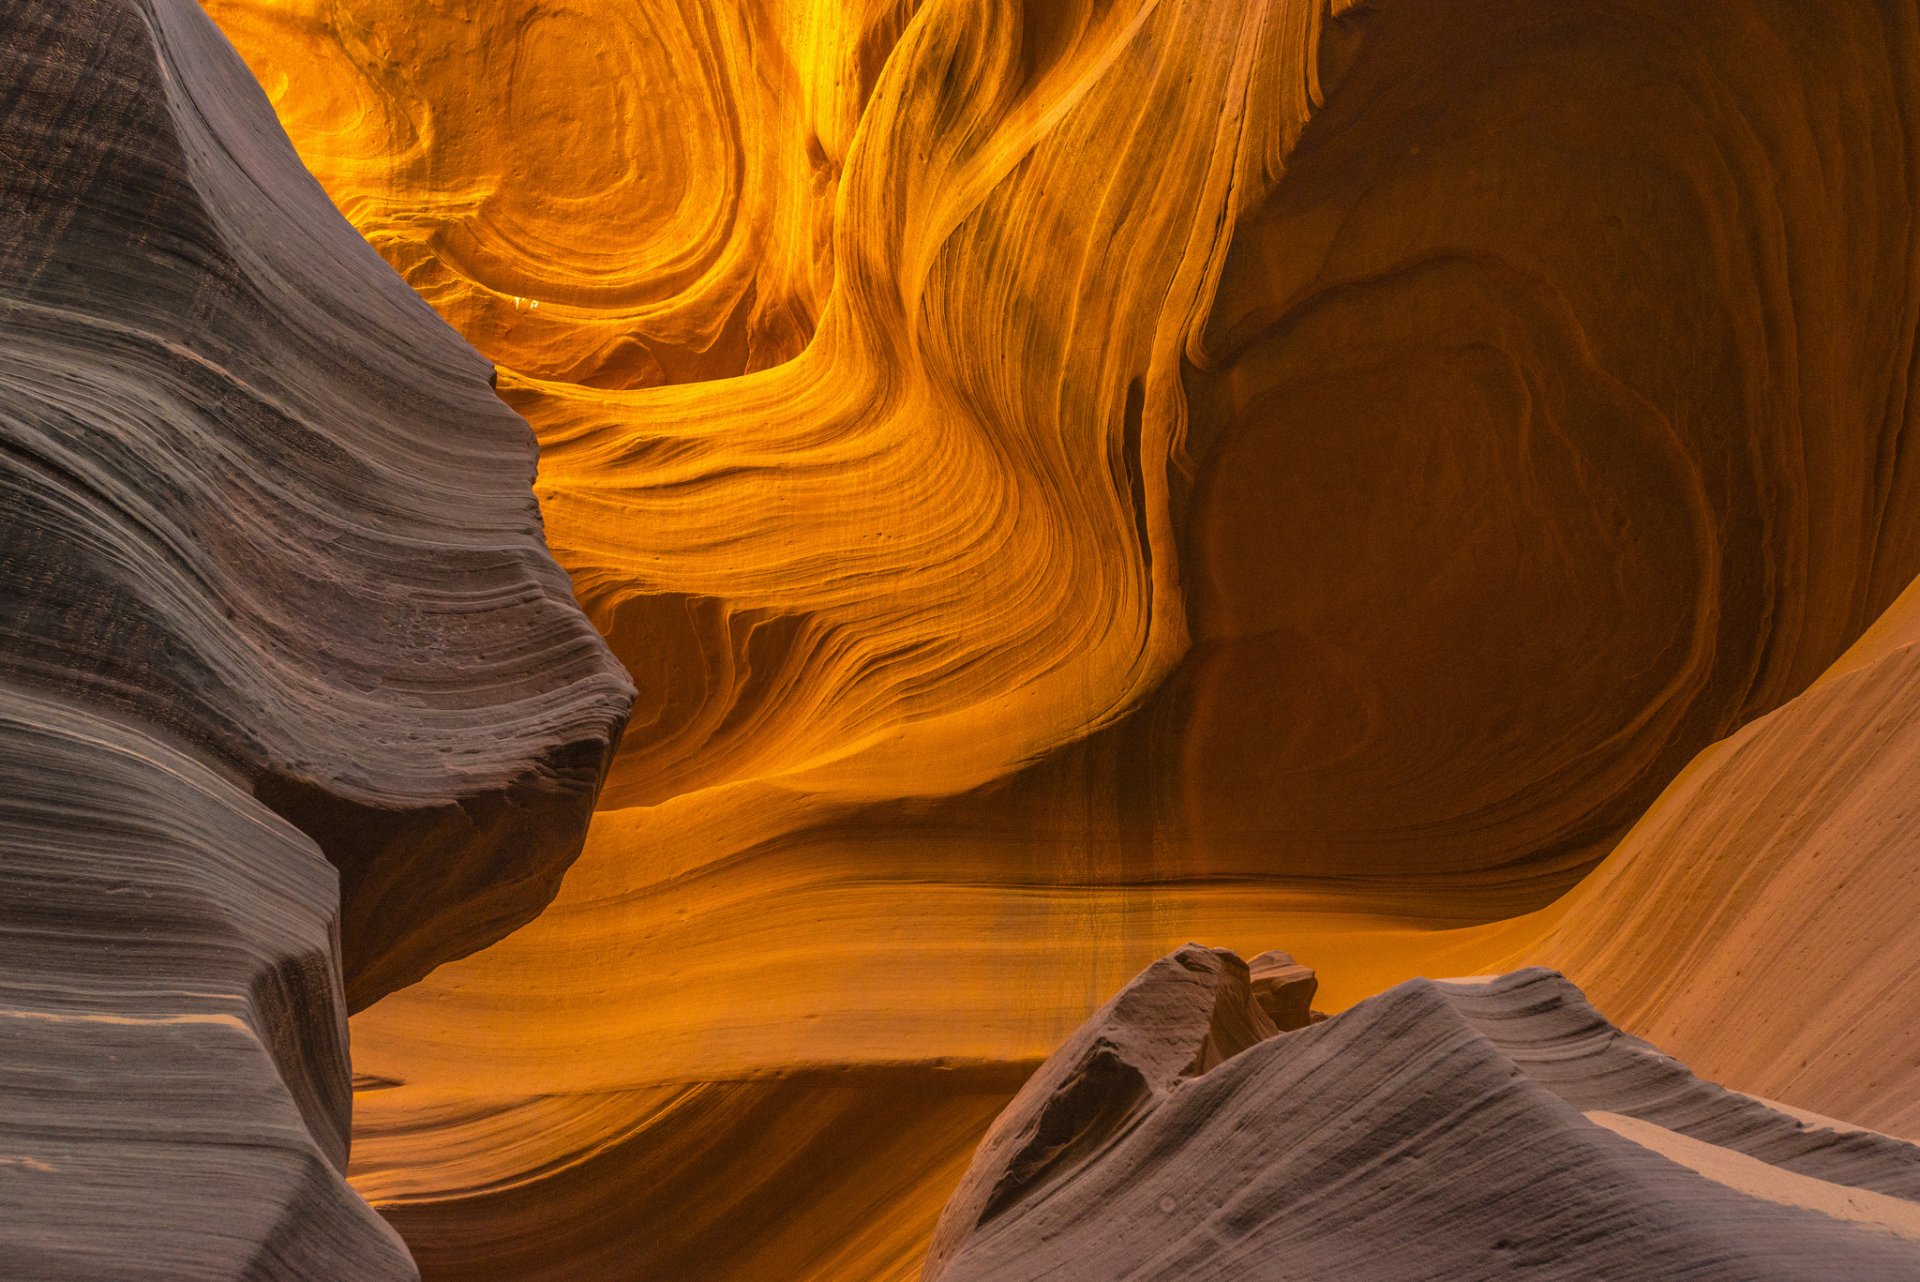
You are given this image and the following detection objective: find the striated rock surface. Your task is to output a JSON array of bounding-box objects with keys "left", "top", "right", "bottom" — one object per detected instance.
[
  {"left": 37, "top": 0, "right": 1920, "bottom": 1273},
  {"left": 194, "top": 0, "right": 1920, "bottom": 1275},
  {"left": 929, "top": 951, "right": 1920, "bottom": 1282},
  {"left": 1, "top": 0, "right": 629, "bottom": 1273},
  {"left": 0, "top": 688, "right": 416, "bottom": 1280},
  {"left": 197, "top": 0, "right": 884, "bottom": 392},
  {"left": 1, "top": 0, "right": 633, "bottom": 1008}
]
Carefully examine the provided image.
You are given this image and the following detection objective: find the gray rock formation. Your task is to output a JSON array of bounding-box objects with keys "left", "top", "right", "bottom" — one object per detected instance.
[
  {"left": 928, "top": 949, "right": 1920, "bottom": 1282},
  {"left": 0, "top": 0, "right": 634, "bottom": 1010},
  {"left": 0, "top": 0, "right": 632, "bottom": 1275},
  {"left": 0, "top": 688, "right": 416, "bottom": 1279}
]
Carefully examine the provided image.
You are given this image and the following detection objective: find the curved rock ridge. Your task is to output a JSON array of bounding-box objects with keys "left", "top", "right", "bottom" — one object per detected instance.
[
  {"left": 928, "top": 950, "right": 1920, "bottom": 1282},
  {"left": 1492, "top": 565, "right": 1920, "bottom": 1139},
  {"left": 0, "top": 0, "right": 635, "bottom": 1009},
  {"left": 0, "top": 685, "right": 415, "bottom": 1280},
  {"left": 189, "top": 0, "right": 1920, "bottom": 1274}
]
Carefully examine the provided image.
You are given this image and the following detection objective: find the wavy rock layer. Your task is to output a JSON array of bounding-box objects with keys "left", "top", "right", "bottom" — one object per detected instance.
[
  {"left": 365, "top": 1069, "right": 1024, "bottom": 1282},
  {"left": 1, "top": 0, "right": 629, "bottom": 1272},
  {"left": 198, "top": 0, "right": 902, "bottom": 390},
  {"left": 199, "top": 0, "right": 1920, "bottom": 1276},
  {"left": 930, "top": 950, "right": 1920, "bottom": 1282},
  {"left": 1, "top": 0, "right": 633, "bottom": 1009}
]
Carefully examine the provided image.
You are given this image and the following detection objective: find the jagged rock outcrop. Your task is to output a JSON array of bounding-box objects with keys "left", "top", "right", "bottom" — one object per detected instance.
[
  {"left": 928, "top": 951, "right": 1920, "bottom": 1282},
  {"left": 1247, "top": 950, "right": 1318, "bottom": 1030},
  {"left": 0, "top": 0, "right": 630, "bottom": 1273}
]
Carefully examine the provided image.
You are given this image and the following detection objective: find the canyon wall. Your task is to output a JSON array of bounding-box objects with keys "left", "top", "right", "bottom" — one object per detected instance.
[
  {"left": 7, "top": 0, "right": 1919, "bottom": 1275},
  {"left": 0, "top": 0, "right": 631, "bottom": 1272}
]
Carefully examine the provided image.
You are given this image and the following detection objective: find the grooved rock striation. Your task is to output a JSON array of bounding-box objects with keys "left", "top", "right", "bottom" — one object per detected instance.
[
  {"left": 0, "top": 688, "right": 416, "bottom": 1280},
  {"left": 0, "top": 0, "right": 634, "bottom": 1009},
  {"left": 928, "top": 950, "right": 1920, "bottom": 1282},
  {"left": 0, "top": 0, "right": 630, "bottom": 1273}
]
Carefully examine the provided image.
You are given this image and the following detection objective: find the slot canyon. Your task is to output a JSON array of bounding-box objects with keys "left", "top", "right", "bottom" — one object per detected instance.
[{"left": 7, "top": 0, "right": 1920, "bottom": 1278}]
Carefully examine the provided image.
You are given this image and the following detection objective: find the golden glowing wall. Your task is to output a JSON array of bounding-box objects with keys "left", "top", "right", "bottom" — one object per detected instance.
[{"left": 205, "top": 0, "right": 1920, "bottom": 1277}]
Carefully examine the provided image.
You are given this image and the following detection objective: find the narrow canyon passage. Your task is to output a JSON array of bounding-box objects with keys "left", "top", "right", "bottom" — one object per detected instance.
[
  {"left": 192, "top": 0, "right": 1920, "bottom": 1277},
  {"left": 7, "top": 0, "right": 1920, "bottom": 1277}
]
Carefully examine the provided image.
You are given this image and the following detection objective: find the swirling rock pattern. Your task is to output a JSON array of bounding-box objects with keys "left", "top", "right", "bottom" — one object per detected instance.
[
  {"left": 929, "top": 950, "right": 1920, "bottom": 1282},
  {"left": 199, "top": 0, "right": 904, "bottom": 390},
  {"left": 194, "top": 0, "right": 1920, "bottom": 1276},
  {"left": 1, "top": 0, "right": 629, "bottom": 1272}
]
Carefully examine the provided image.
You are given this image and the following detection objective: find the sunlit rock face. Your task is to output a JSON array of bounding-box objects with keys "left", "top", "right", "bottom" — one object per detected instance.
[
  {"left": 200, "top": 0, "right": 1920, "bottom": 1276},
  {"left": 0, "top": 0, "right": 629, "bottom": 1272},
  {"left": 200, "top": 0, "right": 883, "bottom": 389}
]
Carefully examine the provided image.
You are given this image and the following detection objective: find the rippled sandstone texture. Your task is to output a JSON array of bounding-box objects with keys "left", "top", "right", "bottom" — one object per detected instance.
[
  {"left": 0, "top": 0, "right": 630, "bottom": 1273},
  {"left": 929, "top": 949, "right": 1920, "bottom": 1282},
  {"left": 199, "top": 0, "right": 1920, "bottom": 1277}
]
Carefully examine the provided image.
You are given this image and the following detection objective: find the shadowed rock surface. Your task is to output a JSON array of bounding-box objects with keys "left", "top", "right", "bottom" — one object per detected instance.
[
  {"left": 929, "top": 951, "right": 1920, "bottom": 1282},
  {"left": 0, "top": 688, "right": 417, "bottom": 1280},
  {"left": 0, "top": 0, "right": 630, "bottom": 1273},
  {"left": 0, "top": 0, "right": 633, "bottom": 1011}
]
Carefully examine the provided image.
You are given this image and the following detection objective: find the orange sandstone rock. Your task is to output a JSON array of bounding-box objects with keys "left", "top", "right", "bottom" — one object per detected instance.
[{"left": 193, "top": 0, "right": 1920, "bottom": 1276}]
